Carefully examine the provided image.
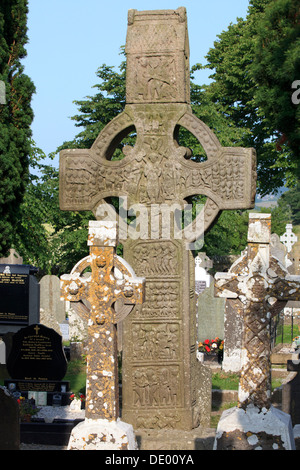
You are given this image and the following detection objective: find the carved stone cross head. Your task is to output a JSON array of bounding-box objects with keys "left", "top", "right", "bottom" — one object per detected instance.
[
  {"left": 61, "top": 221, "right": 145, "bottom": 326},
  {"left": 59, "top": 7, "right": 257, "bottom": 245}
]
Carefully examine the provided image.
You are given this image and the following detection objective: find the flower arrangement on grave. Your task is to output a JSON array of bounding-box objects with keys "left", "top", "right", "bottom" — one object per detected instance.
[
  {"left": 292, "top": 335, "right": 300, "bottom": 350},
  {"left": 198, "top": 337, "right": 224, "bottom": 362},
  {"left": 69, "top": 392, "right": 86, "bottom": 410},
  {"left": 70, "top": 392, "right": 86, "bottom": 402},
  {"left": 17, "top": 396, "right": 40, "bottom": 422}
]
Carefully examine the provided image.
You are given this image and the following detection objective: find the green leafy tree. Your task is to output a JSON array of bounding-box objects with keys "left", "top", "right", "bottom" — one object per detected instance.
[
  {"left": 0, "top": 0, "right": 35, "bottom": 256},
  {"left": 251, "top": 0, "right": 300, "bottom": 179},
  {"left": 278, "top": 184, "right": 300, "bottom": 225},
  {"left": 203, "top": 210, "right": 250, "bottom": 257},
  {"left": 12, "top": 142, "right": 93, "bottom": 276},
  {"left": 58, "top": 60, "right": 127, "bottom": 153},
  {"left": 203, "top": 0, "right": 298, "bottom": 195}
]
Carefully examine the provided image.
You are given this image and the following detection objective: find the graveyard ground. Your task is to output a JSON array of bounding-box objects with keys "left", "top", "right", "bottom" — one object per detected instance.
[
  {"left": 0, "top": 352, "right": 288, "bottom": 430},
  {"left": 0, "top": 344, "right": 293, "bottom": 449}
]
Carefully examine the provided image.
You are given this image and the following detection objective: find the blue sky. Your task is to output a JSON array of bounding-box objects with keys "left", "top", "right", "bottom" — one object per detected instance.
[{"left": 23, "top": 0, "right": 250, "bottom": 167}]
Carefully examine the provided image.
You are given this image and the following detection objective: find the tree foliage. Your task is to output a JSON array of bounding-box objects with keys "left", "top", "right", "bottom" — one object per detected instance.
[
  {"left": 203, "top": 0, "right": 299, "bottom": 194},
  {"left": 0, "top": 0, "right": 35, "bottom": 256},
  {"left": 11, "top": 2, "right": 300, "bottom": 269},
  {"left": 12, "top": 142, "right": 93, "bottom": 276},
  {"left": 279, "top": 184, "right": 300, "bottom": 225},
  {"left": 251, "top": 0, "right": 300, "bottom": 179}
]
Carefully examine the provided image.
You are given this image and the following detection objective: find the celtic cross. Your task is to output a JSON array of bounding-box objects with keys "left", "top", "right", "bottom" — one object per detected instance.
[
  {"left": 215, "top": 213, "right": 300, "bottom": 410},
  {"left": 60, "top": 221, "right": 145, "bottom": 421},
  {"left": 59, "top": 8, "right": 257, "bottom": 431}
]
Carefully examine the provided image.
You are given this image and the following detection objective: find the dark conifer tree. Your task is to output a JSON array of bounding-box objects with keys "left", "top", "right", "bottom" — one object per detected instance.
[{"left": 0, "top": 0, "right": 35, "bottom": 256}]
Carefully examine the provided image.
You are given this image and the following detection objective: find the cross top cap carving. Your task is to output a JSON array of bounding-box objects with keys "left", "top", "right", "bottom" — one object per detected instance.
[
  {"left": 126, "top": 7, "right": 190, "bottom": 104},
  {"left": 247, "top": 213, "right": 271, "bottom": 244},
  {"left": 88, "top": 221, "right": 118, "bottom": 247}
]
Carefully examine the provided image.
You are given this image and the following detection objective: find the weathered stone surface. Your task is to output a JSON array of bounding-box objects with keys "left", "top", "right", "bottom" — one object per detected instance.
[
  {"left": 214, "top": 406, "right": 295, "bottom": 450},
  {"left": 59, "top": 8, "right": 257, "bottom": 436},
  {"left": 40, "top": 275, "right": 66, "bottom": 334},
  {"left": 61, "top": 221, "right": 145, "bottom": 422},
  {"left": 0, "top": 248, "right": 23, "bottom": 265},
  {"left": 220, "top": 298, "right": 243, "bottom": 373},
  {"left": 62, "top": 221, "right": 145, "bottom": 450},
  {"left": 67, "top": 418, "right": 137, "bottom": 451},
  {"left": 215, "top": 214, "right": 300, "bottom": 411},
  {"left": 197, "top": 278, "right": 225, "bottom": 343},
  {"left": 136, "top": 426, "right": 216, "bottom": 450},
  {"left": 214, "top": 213, "right": 300, "bottom": 450}
]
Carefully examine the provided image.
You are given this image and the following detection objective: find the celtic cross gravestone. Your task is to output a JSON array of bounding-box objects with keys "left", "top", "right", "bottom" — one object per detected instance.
[
  {"left": 59, "top": 8, "right": 256, "bottom": 437},
  {"left": 214, "top": 213, "right": 300, "bottom": 450},
  {"left": 61, "top": 221, "right": 145, "bottom": 450}
]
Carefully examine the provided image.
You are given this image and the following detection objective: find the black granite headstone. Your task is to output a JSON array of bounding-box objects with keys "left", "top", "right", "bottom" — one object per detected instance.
[
  {"left": 0, "top": 264, "right": 39, "bottom": 330},
  {"left": 6, "top": 324, "right": 67, "bottom": 381},
  {"left": 282, "top": 359, "right": 300, "bottom": 426},
  {"left": 0, "top": 387, "right": 20, "bottom": 450}
]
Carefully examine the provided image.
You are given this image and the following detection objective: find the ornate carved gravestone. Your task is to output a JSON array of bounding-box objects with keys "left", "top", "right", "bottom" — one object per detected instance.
[
  {"left": 61, "top": 221, "right": 145, "bottom": 450},
  {"left": 195, "top": 252, "right": 212, "bottom": 295},
  {"left": 59, "top": 8, "right": 256, "bottom": 441},
  {"left": 214, "top": 213, "right": 300, "bottom": 450},
  {"left": 280, "top": 224, "right": 298, "bottom": 254}
]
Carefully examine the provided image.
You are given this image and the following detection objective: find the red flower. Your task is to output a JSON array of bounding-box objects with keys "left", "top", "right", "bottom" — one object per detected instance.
[
  {"left": 205, "top": 346, "right": 210, "bottom": 352},
  {"left": 204, "top": 339, "right": 210, "bottom": 344}
]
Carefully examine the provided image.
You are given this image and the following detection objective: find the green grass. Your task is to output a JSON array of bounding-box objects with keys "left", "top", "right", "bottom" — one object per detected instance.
[
  {"left": 275, "top": 324, "right": 300, "bottom": 345},
  {"left": 212, "top": 372, "right": 239, "bottom": 390},
  {"left": 212, "top": 371, "right": 283, "bottom": 391},
  {"left": 64, "top": 359, "right": 86, "bottom": 395}
]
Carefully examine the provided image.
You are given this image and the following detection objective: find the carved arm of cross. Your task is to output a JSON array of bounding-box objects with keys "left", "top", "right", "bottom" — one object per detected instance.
[{"left": 60, "top": 221, "right": 145, "bottom": 421}]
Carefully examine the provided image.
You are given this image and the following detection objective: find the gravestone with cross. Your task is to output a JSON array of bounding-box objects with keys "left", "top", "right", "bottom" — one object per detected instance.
[
  {"left": 280, "top": 224, "right": 298, "bottom": 253},
  {"left": 61, "top": 221, "right": 145, "bottom": 450},
  {"left": 214, "top": 213, "right": 300, "bottom": 450},
  {"left": 59, "top": 8, "right": 256, "bottom": 438}
]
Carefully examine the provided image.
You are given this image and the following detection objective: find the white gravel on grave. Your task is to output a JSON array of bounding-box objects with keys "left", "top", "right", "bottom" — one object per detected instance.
[{"left": 35, "top": 406, "right": 85, "bottom": 423}]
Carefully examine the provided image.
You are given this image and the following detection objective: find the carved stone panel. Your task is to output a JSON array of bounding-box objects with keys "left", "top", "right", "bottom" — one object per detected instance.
[{"left": 122, "top": 238, "right": 210, "bottom": 430}]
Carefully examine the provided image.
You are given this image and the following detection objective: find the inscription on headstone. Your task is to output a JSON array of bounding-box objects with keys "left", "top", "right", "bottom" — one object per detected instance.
[
  {"left": 0, "top": 266, "right": 30, "bottom": 324},
  {"left": 0, "top": 264, "right": 39, "bottom": 331},
  {"left": 6, "top": 324, "right": 67, "bottom": 382}
]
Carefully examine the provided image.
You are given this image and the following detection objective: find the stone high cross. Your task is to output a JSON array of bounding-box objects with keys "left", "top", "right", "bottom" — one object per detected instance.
[
  {"left": 60, "top": 221, "right": 145, "bottom": 421},
  {"left": 215, "top": 213, "right": 300, "bottom": 411},
  {"left": 59, "top": 8, "right": 256, "bottom": 431}
]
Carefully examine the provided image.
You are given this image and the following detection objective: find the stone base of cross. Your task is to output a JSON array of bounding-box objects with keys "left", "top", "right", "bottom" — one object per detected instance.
[
  {"left": 60, "top": 221, "right": 145, "bottom": 450},
  {"left": 213, "top": 213, "right": 300, "bottom": 450}
]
